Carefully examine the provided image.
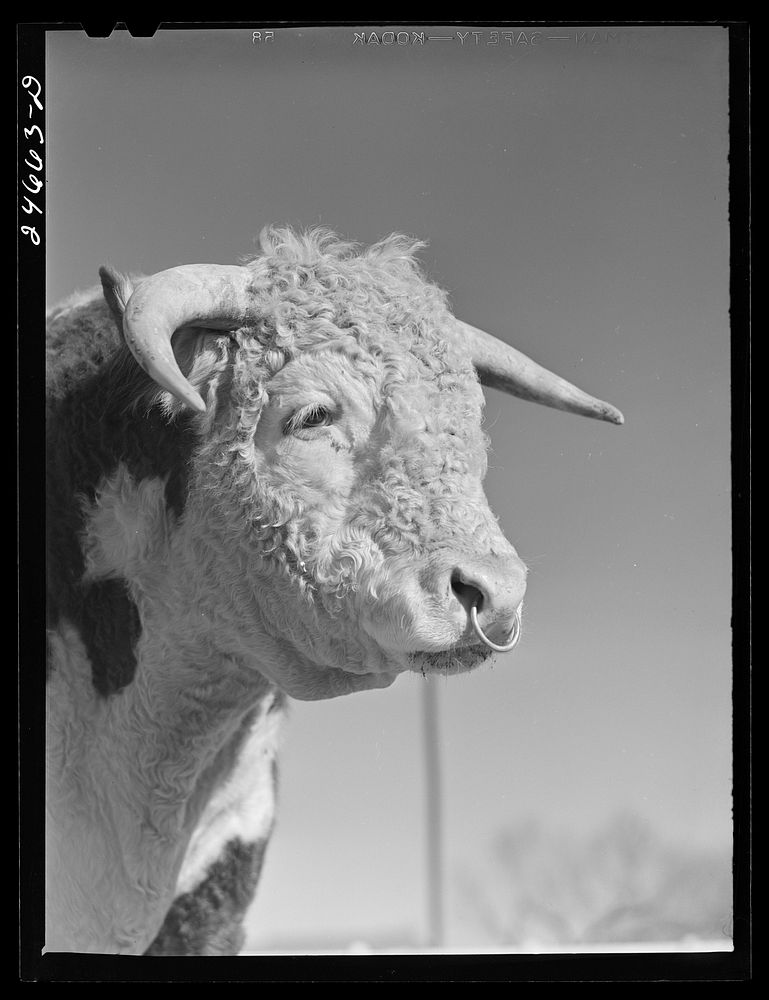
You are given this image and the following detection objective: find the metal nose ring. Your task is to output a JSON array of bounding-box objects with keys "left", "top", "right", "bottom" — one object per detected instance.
[{"left": 470, "top": 604, "right": 522, "bottom": 652}]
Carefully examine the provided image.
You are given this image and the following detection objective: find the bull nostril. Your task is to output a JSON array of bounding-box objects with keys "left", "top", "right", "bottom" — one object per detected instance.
[{"left": 450, "top": 573, "right": 485, "bottom": 615}]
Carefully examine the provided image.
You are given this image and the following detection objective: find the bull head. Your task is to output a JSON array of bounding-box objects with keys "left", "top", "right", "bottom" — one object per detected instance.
[{"left": 98, "top": 229, "right": 622, "bottom": 699}]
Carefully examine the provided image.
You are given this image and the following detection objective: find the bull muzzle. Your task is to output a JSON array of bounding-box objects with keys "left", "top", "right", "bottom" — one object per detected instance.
[{"left": 448, "top": 556, "right": 527, "bottom": 651}]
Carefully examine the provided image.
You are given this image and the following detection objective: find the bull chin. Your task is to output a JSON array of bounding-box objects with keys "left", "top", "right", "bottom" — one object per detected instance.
[{"left": 408, "top": 643, "right": 495, "bottom": 676}]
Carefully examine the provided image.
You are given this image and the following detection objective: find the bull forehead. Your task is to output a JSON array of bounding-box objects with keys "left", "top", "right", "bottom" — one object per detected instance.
[
  {"left": 382, "top": 370, "right": 484, "bottom": 439},
  {"left": 266, "top": 324, "right": 487, "bottom": 455},
  {"left": 368, "top": 327, "right": 487, "bottom": 470},
  {"left": 358, "top": 386, "right": 492, "bottom": 552}
]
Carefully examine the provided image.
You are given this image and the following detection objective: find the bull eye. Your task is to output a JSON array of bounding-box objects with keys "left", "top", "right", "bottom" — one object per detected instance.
[{"left": 284, "top": 403, "right": 334, "bottom": 435}]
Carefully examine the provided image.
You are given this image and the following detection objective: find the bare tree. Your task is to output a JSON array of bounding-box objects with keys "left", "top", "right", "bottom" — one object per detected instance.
[{"left": 457, "top": 813, "right": 732, "bottom": 946}]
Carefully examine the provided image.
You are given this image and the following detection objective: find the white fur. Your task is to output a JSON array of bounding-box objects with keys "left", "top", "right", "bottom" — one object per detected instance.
[
  {"left": 47, "top": 470, "right": 282, "bottom": 953},
  {"left": 80, "top": 465, "right": 172, "bottom": 584},
  {"left": 175, "top": 693, "right": 283, "bottom": 895},
  {"left": 46, "top": 618, "right": 279, "bottom": 953}
]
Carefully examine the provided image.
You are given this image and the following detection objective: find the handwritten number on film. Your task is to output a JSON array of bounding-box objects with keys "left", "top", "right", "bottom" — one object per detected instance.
[{"left": 21, "top": 75, "right": 44, "bottom": 246}]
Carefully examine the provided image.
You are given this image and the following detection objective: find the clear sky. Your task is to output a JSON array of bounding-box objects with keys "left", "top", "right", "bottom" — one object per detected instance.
[{"left": 46, "top": 24, "right": 732, "bottom": 949}]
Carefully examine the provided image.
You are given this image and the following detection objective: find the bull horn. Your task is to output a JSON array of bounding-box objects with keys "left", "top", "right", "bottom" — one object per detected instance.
[
  {"left": 457, "top": 320, "right": 624, "bottom": 425},
  {"left": 115, "top": 263, "right": 254, "bottom": 413}
]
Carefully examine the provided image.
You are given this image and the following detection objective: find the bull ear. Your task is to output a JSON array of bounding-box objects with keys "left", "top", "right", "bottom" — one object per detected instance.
[
  {"left": 99, "top": 265, "right": 135, "bottom": 332},
  {"left": 155, "top": 326, "right": 237, "bottom": 420},
  {"left": 170, "top": 326, "right": 229, "bottom": 378}
]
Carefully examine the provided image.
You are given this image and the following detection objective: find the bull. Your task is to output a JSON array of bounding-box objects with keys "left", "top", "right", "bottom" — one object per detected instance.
[{"left": 45, "top": 227, "right": 622, "bottom": 954}]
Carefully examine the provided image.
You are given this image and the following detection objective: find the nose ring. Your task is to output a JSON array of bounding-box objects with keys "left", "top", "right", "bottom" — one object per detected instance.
[{"left": 470, "top": 604, "right": 522, "bottom": 652}]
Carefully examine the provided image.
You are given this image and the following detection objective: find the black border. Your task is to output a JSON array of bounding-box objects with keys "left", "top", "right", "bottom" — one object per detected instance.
[{"left": 19, "top": 20, "right": 751, "bottom": 982}]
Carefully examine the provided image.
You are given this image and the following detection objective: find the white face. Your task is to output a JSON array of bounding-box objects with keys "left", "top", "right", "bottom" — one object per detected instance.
[{"left": 185, "top": 338, "right": 527, "bottom": 700}]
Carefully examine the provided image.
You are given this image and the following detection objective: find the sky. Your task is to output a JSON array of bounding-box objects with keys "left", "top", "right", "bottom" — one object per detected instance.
[{"left": 45, "top": 24, "right": 733, "bottom": 950}]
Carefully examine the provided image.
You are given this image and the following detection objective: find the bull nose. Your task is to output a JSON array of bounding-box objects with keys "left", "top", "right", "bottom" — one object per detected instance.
[{"left": 449, "top": 557, "right": 527, "bottom": 646}]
